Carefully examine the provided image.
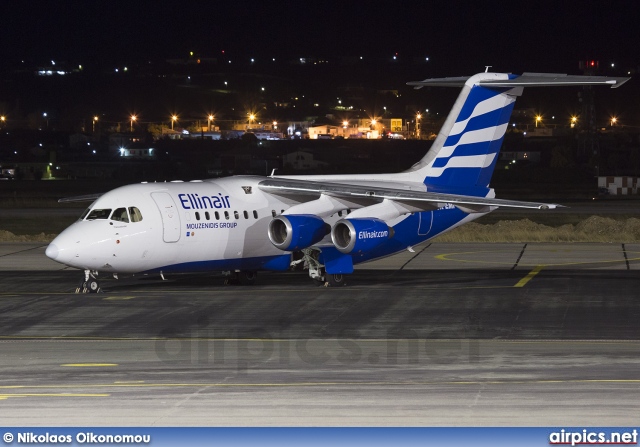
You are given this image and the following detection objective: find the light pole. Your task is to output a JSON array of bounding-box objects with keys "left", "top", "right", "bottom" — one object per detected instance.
[
  {"left": 0, "top": 116, "right": 5, "bottom": 128},
  {"left": 570, "top": 116, "right": 577, "bottom": 128},
  {"left": 535, "top": 115, "right": 542, "bottom": 128},
  {"left": 93, "top": 116, "right": 98, "bottom": 133},
  {"left": 43, "top": 112, "right": 48, "bottom": 129},
  {"left": 416, "top": 113, "right": 422, "bottom": 139},
  {"left": 130, "top": 114, "right": 137, "bottom": 133},
  {"left": 208, "top": 115, "right": 214, "bottom": 131},
  {"left": 611, "top": 117, "right": 618, "bottom": 126},
  {"left": 171, "top": 115, "right": 178, "bottom": 130}
]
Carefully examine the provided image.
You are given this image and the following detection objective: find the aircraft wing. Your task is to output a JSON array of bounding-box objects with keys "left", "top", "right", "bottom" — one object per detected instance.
[
  {"left": 57, "top": 193, "right": 103, "bottom": 203},
  {"left": 258, "top": 178, "right": 561, "bottom": 211}
]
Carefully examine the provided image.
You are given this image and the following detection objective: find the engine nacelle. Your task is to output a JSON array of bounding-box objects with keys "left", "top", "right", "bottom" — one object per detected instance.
[
  {"left": 268, "top": 214, "right": 330, "bottom": 251},
  {"left": 331, "top": 218, "right": 393, "bottom": 254}
]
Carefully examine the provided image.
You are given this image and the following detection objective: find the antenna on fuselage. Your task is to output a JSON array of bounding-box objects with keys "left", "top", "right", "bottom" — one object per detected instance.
[
  {"left": 269, "top": 168, "right": 277, "bottom": 177},
  {"left": 485, "top": 66, "right": 492, "bottom": 73}
]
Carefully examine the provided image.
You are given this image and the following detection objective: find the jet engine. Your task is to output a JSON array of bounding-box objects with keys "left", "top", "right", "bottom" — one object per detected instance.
[
  {"left": 331, "top": 218, "right": 393, "bottom": 254},
  {"left": 268, "top": 214, "right": 330, "bottom": 251}
]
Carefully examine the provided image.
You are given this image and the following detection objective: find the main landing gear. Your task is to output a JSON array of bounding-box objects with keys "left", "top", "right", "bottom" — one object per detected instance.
[
  {"left": 76, "top": 269, "right": 101, "bottom": 294},
  {"left": 293, "top": 249, "right": 348, "bottom": 287},
  {"left": 223, "top": 270, "right": 258, "bottom": 285}
]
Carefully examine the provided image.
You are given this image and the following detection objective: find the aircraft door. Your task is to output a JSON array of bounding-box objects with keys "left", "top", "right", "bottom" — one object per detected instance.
[
  {"left": 151, "top": 192, "right": 181, "bottom": 243},
  {"left": 418, "top": 211, "right": 433, "bottom": 236}
]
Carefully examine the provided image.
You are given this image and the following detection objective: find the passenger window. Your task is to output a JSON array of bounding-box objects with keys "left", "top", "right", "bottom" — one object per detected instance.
[
  {"left": 195, "top": 212, "right": 200, "bottom": 221},
  {"left": 272, "top": 210, "right": 276, "bottom": 217},
  {"left": 338, "top": 210, "right": 343, "bottom": 217},
  {"left": 243, "top": 211, "right": 248, "bottom": 219},
  {"left": 215, "top": 211, "right": 220, "bottom": 220},
  {"left": 87, "top": 208, "right": 112, "bottom": 220},
  {"left": 253, "top": 210, "right": 258, "bottom": 219},
  {"left": 128, "top": 207, "right": 143, "bottom": 222},
  {"left": 205, "top": 211, "right": 210, "bottom": 220},
  {"left": 224, "top": 211, "right": 229, "bottom": 220},
  {"left": 234, "top": 211, "right": 239, "bottom": 219}
]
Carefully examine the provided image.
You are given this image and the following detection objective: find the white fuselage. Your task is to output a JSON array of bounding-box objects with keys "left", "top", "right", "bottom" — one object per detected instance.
[{"left": 45, "top": 176, "right": 362, "bottom": 274}]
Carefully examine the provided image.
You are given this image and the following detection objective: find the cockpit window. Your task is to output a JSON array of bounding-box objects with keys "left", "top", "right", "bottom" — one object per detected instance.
[
  {"left": 129, "top": 207, "right": 143, "bottom": 222},
  {"left": 86, "top": 208, "right": 112, "bottom": 220},
  {"left": 111, "top": 208, "right": 130, "bottom": 223}
]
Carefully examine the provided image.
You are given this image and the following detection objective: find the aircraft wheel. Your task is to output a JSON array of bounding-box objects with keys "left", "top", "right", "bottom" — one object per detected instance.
[
  {"left": 76, "top": 279, "right": 88, "bottom": 294},
  {"left": 241, "top": 270, "right": 257, "bottom": 285},
  {"left": 325, "top": 273, "right": 347, "bottom": 287},
  {"left": 225, "top": 271, "right": 257, "bottom": 285},
  {"left": 87, "top": 278, "right": 101, "bottom": 293}
]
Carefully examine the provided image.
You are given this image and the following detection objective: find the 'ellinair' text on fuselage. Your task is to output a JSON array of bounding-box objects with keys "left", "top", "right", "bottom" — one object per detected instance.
[{"left": 178, "top": 193, "right": 231, "bottom": 210}]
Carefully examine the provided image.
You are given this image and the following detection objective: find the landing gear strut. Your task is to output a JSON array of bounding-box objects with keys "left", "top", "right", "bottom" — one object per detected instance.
[
  {"left": 76, "top": 269, "right": 101, "bottom": 294},
  {"left": 294, "top": 249, "right": 348, "bottom": 287}
]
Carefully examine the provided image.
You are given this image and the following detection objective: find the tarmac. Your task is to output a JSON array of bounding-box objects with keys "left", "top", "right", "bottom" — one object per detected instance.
[{"left": 0, "top": 242, "right": 639, "bottom": 426}]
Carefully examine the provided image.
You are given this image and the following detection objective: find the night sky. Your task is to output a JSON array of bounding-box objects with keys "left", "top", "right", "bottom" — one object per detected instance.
[{"left": 2, "top": 0, "right": 640, "bottom": 75}]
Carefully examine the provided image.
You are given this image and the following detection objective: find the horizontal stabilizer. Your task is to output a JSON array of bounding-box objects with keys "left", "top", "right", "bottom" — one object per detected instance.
[{"left": 408, "top": 72, "right": 630, "bottom": 89}]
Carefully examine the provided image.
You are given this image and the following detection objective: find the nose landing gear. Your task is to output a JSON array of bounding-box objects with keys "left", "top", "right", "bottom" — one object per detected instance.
[{"left": 77, "top": 269, "right": 101, "bottom": 293}]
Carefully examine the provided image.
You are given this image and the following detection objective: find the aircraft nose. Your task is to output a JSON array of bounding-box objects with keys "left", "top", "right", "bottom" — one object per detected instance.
[{"left": 45, "top": 243, "right": 59, "bottom": 260}]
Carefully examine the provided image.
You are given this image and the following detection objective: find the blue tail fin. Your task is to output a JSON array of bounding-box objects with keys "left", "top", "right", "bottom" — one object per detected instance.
[
  {"left": 407, "top": 73, "right": 523, "bottom": 193},
  {"left": 403, "top": 72, "right": 630, "bottom": 195}
]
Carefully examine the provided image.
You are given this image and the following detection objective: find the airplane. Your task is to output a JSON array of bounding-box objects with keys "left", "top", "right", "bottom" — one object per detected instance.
[{"left": 45, "top": 71, "right": 629, "bottom": 292}]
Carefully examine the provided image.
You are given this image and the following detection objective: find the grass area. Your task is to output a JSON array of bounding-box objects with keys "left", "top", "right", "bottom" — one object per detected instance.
[
  {"left": 434, "top": 216, "right": 640, "bottom": 243},
  {"left": 0, "top": 216, "right": 78, "bottom": 236}
]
